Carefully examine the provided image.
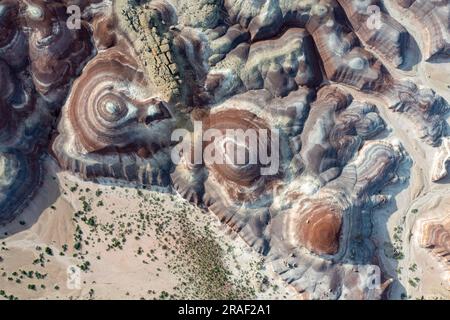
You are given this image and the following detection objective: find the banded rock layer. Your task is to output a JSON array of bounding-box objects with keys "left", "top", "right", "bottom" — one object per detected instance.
[
  {"left": 0, "top": 151, "right": 42, "bottom": 222},
  {"left": 0, "top": 0, "right": 449, "bottom": 300},
  {"left": 337, "top": 0, "right": 409, "bottom": 67},
  {"left": 421, "top": 217, "right": 450, "bottom": 264},
  {"left": 396, "top": 0, "right": 450, "bottom": 61},
  {"left": 171, "top": 86, "right": 404, "bottom": 298},
  {"left": 420, "top": 216, "right": 450, "bottom": 286},
  {"left": 53, "top": 40, "right": 178, "bottom": 186}
]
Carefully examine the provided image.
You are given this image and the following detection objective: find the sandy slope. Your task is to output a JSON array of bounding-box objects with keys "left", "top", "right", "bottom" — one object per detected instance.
[{"left": 0, "top": 158, "right": 295, "bottom": 300}]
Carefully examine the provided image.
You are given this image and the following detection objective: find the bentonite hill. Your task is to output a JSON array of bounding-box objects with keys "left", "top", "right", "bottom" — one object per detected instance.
[{"left": 0, "top": 0, "right": 449, "bottom": 300}]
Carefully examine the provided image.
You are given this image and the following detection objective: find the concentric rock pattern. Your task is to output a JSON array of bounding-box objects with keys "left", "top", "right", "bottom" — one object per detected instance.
[
  {"left": 421, "top": 217, "right": 450, "bottom": 267},
  {"left": 0, "top": 0, "right": 449, "bottom": 299},
  {"left": 53, "top": 40, "right": 177, "bottom": 186},
  {"left": 0, "top": 0, "right": 95, "bottom": 221}
]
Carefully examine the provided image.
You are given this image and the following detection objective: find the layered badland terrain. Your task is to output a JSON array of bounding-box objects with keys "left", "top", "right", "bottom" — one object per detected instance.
[{"left": 0, "top": 0, "right": 449, "bottom": 299}]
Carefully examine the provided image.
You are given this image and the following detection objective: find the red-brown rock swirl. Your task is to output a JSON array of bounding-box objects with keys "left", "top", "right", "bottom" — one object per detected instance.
[
  {"left": 24, "top": 0, "right": 94, "bottom": 100},
  {"left": 421, "top": 217, "right": 450, "bottom": 268},
  {"left": 292, "top": 202, "right": 342, "bottom": 255}
]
